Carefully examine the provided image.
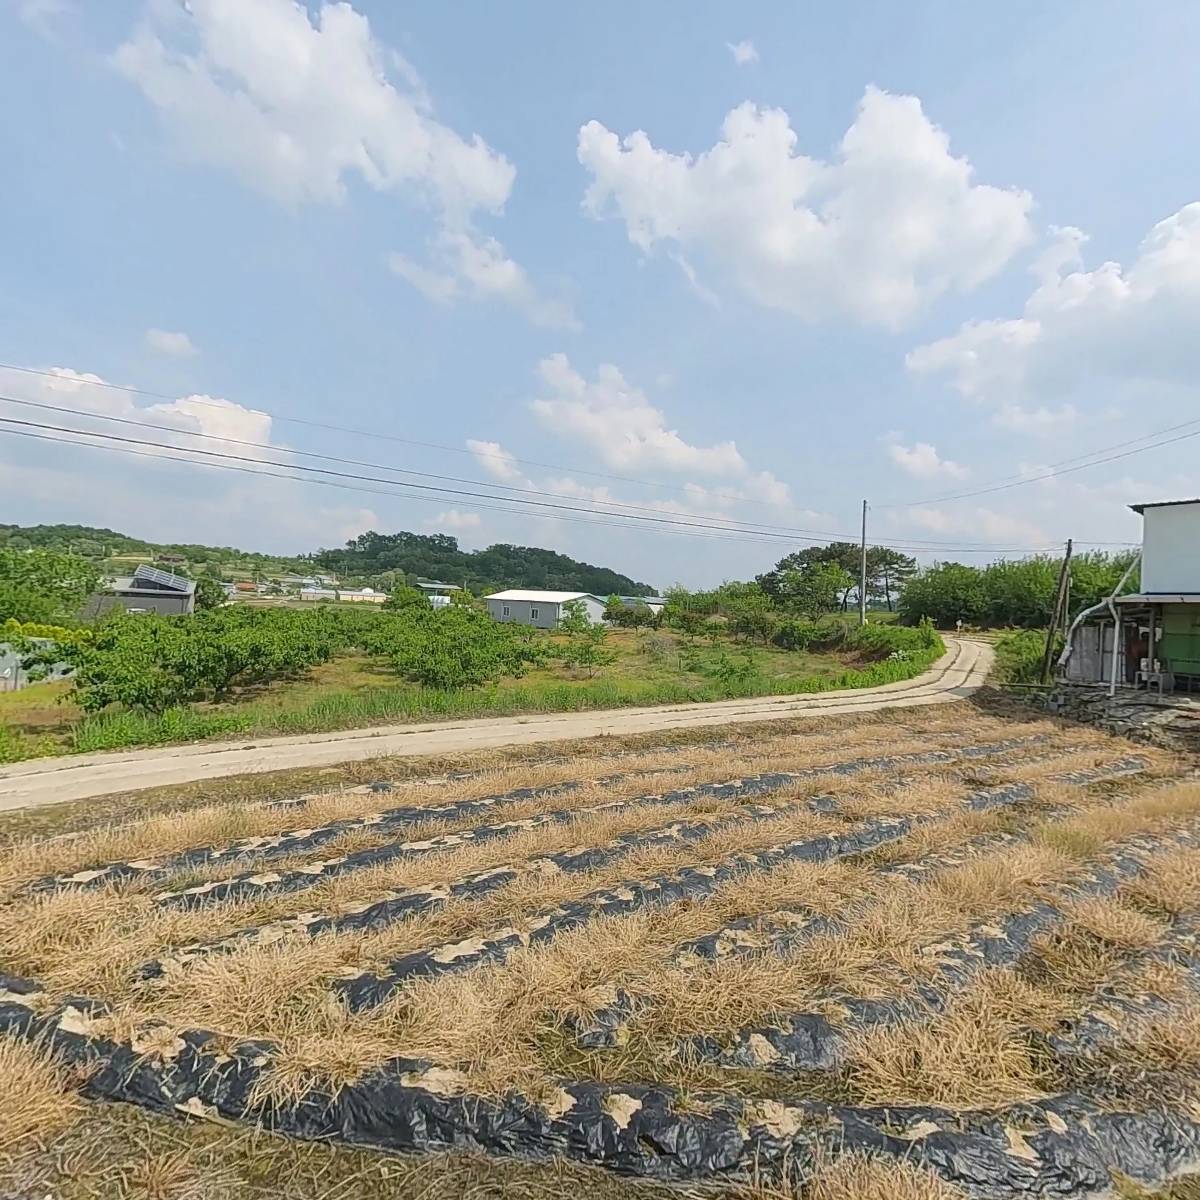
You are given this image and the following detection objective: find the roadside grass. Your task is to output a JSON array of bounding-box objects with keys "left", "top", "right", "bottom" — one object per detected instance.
[
  {"left": 0, "top": 628, "right": 942, "bottom": 761},
  {"left": 0, "top": 701, "right": 1015, "bottom": 844}
]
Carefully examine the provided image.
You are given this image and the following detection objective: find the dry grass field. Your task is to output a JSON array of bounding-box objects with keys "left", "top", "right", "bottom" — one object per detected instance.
[{"left": 2, "top": 702, "right": 1199, "bottom": 1199}]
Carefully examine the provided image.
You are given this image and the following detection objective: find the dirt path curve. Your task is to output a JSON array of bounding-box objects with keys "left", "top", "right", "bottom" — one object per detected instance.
[{"left": 0, "top": 638, "right": 992, "bottom": 812}]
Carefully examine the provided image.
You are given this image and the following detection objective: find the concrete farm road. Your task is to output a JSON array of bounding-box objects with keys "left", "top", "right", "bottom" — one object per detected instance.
[{"left": 0, "top": 638, "right": 992, "bottom": 812}]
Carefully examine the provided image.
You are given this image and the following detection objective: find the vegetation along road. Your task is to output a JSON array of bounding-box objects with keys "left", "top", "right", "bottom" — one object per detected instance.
[{"left": 0, "top": 637, "right": 990, "bottom": 809}]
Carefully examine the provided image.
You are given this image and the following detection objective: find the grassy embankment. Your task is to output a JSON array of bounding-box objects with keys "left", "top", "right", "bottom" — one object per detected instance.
[{"left": 0, "top": 624, "right": 942, "bottom": 761}]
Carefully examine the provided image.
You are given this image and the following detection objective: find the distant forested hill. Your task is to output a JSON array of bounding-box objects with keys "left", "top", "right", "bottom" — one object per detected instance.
[
  {"left": 0, "top": 525, "right": 656, "bottom": 595},
  {"left": 311, "top": 531, "right": 655, "bottom": 595}
]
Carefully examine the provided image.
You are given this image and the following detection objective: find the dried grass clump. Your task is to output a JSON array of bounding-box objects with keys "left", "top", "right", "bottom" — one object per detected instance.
[
  {"left": 843, "top": 971, "right": 1064, "bottom": 1108},
  {"left": 0, "top": 1033, "right": 83, "bottom": 1156},
  {"left": 804, "top": 1156, "right": 966, "bottom": 1200},
  {"left": 1113, "top": 1007, "right": 1200, "bottom": 1072},
  {"left": 1061, "top": 897, "right": 1169, "bottom": 950}
]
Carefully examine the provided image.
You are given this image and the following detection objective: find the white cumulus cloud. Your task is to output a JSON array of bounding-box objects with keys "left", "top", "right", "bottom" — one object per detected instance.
[
  {"left": 908, "top": 205, "right": 1200, "bottom": 416},
  {"left": 727, "top": 39, "right": 758, "bottom": 66},
  {"left": 114, "top": 0, "right": 513, "bottom": 214},
  {"left": 886, "top": 439, "right": 969, "bottom": 480},
  {"left": 115, "top": 0, "right": 561, "bottom": 328},
  {"left": 0, "top": 363, "right": 384, "bottom": 549},
  {"left": 427, "top": 509, "right": 481, "bottom": 531},
  {"left": 389, "top": 230, "right": 579, "bottom": 330},
  {"left": 532, "top": 353, "right": 739, "bottom": 474},
  {"left": 466, "top": 438, "right": 524, "bottom": 483},
  {"left": 578, "top": 86, "right": 1033, "bottom": 327},
  {"left": 145, "top": 328, "right": 199, "bottom": 357}
]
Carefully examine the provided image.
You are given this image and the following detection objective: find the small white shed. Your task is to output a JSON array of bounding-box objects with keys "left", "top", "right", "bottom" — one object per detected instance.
[{"left": 485, "top": 590, "right": 605, "bottom": 628}]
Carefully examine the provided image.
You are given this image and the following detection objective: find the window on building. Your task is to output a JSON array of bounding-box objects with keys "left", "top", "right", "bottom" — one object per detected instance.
[
  {"left": 530, "top": 608, "right": 539, "bottom": 619},
  {"left": 501, "top": 605, "right": 510, "bottom": 617}
]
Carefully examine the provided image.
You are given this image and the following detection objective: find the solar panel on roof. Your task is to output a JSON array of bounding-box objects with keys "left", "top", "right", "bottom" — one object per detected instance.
[{"left": 132, "top": 564, "right": 191, "bottom": 592}]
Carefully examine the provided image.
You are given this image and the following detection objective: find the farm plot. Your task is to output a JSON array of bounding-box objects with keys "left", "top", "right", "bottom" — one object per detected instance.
[{"left": 2, "top": 705, "right": 1200, "bottom": 1199}]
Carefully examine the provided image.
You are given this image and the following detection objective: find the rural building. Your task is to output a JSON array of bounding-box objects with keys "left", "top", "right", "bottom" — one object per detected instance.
[
  {"left": 1063, "top": 498, "right": 1200, "bottom": 692},
  {"left": 0, "top": 638, "right": 72, "bottom": 692},
  {"left": 83, "top": 564, "right": 196, "bottom": 618},
  {"left": 616, "top": 595, "right": 666, "bottom": 616},
  {"left": 415, "top": 580, "right": 457, "bottom": 610},
  {"left": 485, "top": 590, "right": 605, "bottom": 628},
  {"left": 299, "top": 586, "right": 386, "bottom": 604},
  {"left": 340, "top": 587, "right": 386, "bottom": 604}
]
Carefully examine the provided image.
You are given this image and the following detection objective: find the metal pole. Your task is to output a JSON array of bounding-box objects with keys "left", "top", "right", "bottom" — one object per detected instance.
[{"left": 859, "top": 499, "right": 868, "bottom": 627}]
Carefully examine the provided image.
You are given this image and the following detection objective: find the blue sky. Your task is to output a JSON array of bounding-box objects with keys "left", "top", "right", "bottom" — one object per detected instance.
[{"left": 3, "top": 0, "right": 1199, "bottom": 588}]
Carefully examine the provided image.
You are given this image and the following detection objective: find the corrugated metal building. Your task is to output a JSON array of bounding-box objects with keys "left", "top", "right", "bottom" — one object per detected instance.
[{"left": 1065, "top": 499, "right": 1200, "bottom": 692}]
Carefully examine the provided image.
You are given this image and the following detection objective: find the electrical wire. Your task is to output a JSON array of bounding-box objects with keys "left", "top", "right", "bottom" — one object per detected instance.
[
  {"left": 0, "top": 391, "right": 1087, "bottom": 553},
  {"left": 0, "top": 421, "right": 1068, "bottom": 555},
  {"left": 0, "top": 361, "right": 800, "bottom": 511},
  {"left": 879, "top": 417, "right": 1200, "bottom": 508}
]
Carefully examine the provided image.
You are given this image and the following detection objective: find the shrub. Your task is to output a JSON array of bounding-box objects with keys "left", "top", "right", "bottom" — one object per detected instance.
[
  {"left": 993, "top": 629, "right": 1055, "bottom": 685},
  {"left": 771, "top": 618, "right": 821, "bottom": 651},
  {"left": 363, "top": 605, "right": 548, "bottom": 689},
  {"left": 49, "top": 606, "right": 361, "bottom": 713}
]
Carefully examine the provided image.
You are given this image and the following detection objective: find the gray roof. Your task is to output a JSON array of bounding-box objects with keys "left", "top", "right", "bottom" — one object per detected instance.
[{"left": 1129, "top": 498, "right": 1200, "bottom": 513}]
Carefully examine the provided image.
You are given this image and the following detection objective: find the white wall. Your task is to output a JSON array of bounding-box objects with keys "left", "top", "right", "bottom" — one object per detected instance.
[{"left": 1142, "top": 502, "right": 1200, "bottom": 593}]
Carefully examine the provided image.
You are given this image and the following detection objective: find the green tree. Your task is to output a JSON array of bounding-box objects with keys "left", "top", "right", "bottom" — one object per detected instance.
[
  {"left": 558, "top": 598, "right": 594, "bottom": 636},
  {"left": 382, "top": 584, "right": 427, "bottom": 612},
  {"left": 193, "top": 575, "right": 227, "bottom": 611},
  {"left": 0, "top": 547, "right": 100, "bottom": 624},
  {"left": 661, "top": 586, "right": 707, "bottom": 640},
  {"left": 718, "top": 582, "right": 779, "bottom": 643},
  {"left": 776, "top": 562, "right": 854, "bottom": 619},
  {"left": 897, "top": 562, "right": 988, "bottom": 627},
  {"left": 869, "top": 548, "right": 918, "bottom": 611},
  {"left": 757, "top": 543, "right": 862, "bottom": 611},
  {"left": 560, "top": 619, "right": 615, "bottom": 677}
]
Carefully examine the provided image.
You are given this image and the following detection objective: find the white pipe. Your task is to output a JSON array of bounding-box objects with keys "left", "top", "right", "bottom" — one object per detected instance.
[
  {"left": 1057, "top": 550, "right": 1141, "bottom": 675},
  {"left": 1107, "top": 610, "right": 1121, "bottom": 697}
]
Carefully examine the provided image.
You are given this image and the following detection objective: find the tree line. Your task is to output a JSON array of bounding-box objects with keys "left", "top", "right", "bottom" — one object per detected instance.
[
  {"left": 0, "top": 523, "right": 656, "bottom": 597},
  {"left": 896, "top": 552, "right": 1138, "bottom": 628}
]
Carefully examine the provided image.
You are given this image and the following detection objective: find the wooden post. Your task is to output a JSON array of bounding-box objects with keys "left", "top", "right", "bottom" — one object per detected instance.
[{"left": 1039, "top": 539, "right": 1073, "bottom": 684}]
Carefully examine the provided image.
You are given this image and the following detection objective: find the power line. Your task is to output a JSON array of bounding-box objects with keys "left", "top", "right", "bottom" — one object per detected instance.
[
  {"left": 880, "top": 415, "right": 1200, "bottom": 509},
  {"left": 0, "top": 392, "right": 1020, "bottom": 549},
  {"left": 0, "top": 363, "right": 1146, "bottom": 552},
  {"left": 0, "top": 392, "right": 1080, "bottom": 552},
  {"left": 0, "top": 419, "right": 1066, "bottom": 555},
  {"left": 0, "top": 360, "right": 808, "bottom": 512}
]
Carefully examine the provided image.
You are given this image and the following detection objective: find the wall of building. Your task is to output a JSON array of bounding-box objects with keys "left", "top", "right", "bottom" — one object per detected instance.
[
  {"left": 1142, "top": 503, "right": 1200, "bottom": 593},
  {"left": 485, "top": 596, "right": 606, "bottom": 628},
  {"left": 0, "top": 639, "right": 72, "bottom": 692},
  {"left": 85, "top": 593, "right": 194, "bottom": 618},
  {"left": 1065, "top": 620, "right": 1117, "bottom": 684},
  {"left": 1160, "top": 605, "right": 1200, "bottom": 678}
]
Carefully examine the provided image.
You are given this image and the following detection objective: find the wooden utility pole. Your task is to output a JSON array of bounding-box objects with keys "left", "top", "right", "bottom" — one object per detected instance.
[
  {"left": 1039, "top": 539, "right": 1073, "bottom": 683},
  {"left": 859, "top": 499, "right": 868, "bottom": 626}
]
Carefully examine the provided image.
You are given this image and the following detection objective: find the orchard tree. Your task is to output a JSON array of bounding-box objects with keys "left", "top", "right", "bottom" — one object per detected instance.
[
  {"left": 382, "top": 584, "right": 427, "bottom": 612},
  {"left": 0, "top": 547, "right": 100, "bottom": 624},
  {"left": 604, "top": 594, "right": 627, "bottom": 626}
]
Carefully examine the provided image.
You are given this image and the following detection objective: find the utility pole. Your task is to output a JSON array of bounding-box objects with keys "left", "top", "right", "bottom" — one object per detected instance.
[
  {"left": 859, "top": 499, "right": 868, "bottom": 627},
  {"left": 1039, "top": 538, "right": 1073, "bottom": 684}
]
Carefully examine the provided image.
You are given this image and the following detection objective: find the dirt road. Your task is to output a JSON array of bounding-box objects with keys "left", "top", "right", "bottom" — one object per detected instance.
[{"left": 0, "top": 638, "right": 992, "bottom": 811}]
